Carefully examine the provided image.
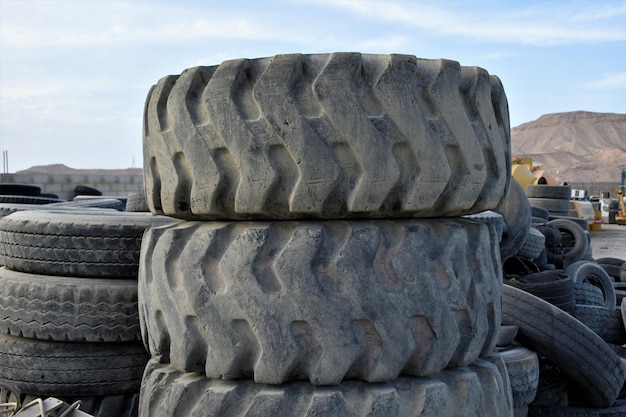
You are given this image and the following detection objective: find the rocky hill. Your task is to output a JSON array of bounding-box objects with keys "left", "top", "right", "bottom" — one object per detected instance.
[
  {"left": 15, "top": 163, "right": 142, "bottom": 176},
  {"left": 511, "top": 111, "right": 626, "bottom": 183}
]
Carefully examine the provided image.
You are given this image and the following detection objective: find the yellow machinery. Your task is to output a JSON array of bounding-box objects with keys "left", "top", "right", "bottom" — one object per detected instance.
[
  {"left": 617, "top": 169, "right": 626, "bottom": 225},
  {"left": 617, "top": 189, "right": 626, "bottom": 225}
]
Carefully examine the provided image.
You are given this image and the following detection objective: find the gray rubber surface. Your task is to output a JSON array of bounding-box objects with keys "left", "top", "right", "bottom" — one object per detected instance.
[
  {"left": 501, "top": 284, "right": 626, "bottom": 408},
  {"left": 139, "top": 218, "right": 502, "bottom": 385},
  {"left": 0, "top": 333, "right": 148, "bottom": 396},
  {"left": 143, "top": 53, "right": 511, "bottom": 220},
  {"left": 500, "top": 345, "right": 539, "bottom": 408},
  {"left": 138, "top": 355, "right": 513, "bottom": 417},
  {"left": 0, "top": 210, "right": 176, "bottom": 278},
  {"left": 0, "top": 267, "right": 140, "bottom": 342}
]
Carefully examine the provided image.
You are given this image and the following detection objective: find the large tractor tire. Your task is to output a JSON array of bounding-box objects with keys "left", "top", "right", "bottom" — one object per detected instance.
[
  {"left": 138, "top": 355, "right": 513, "bottom": 417},
  {"left": 143, "top": 53, "right": 511, "bottom": 220},
  {"left": 139, "top": 218, "right": 502, "bottom": 385}
]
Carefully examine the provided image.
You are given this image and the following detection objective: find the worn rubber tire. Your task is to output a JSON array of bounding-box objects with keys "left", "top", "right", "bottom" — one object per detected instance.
[
  {"left": 525, "top": 185, "right": 572, "bottom": 200},
  {"left": 126, "top": 187, "right": 150, "bottom": 212},
  {"left": 573, "top": 281, "right": 605, "bottom": 307},
  {"left": 595, "top": 257, "right": 626, "bottom": 267},
  {"left": 566, "top": 261, "right": 616, "bottom": 310},
  {"left": 464, "top": 210, "right": 504, "bottom": 241},
  {"left": 143, "top": 53, "right": 511, "bottom": 220},
  {"left": 528, "top": 400, "right": 626, "bottom": 417},
  {"left": 501, "top": 284, "right": 626, "bottom": 408},
  {"left": 47, "top": 198, "right": 126, "bottom": 211},
  {"left": 0, "top": 184, "right": 41, "bottom": 196},
  {"left": 0, "top": 195, "right": 64, "bottom": 205},
  {"left": 0, "top": 203, "right": 116, "bottom": 221},
  {"left": 497, "top": 325, "right": 519, "bottom": 347},
  {"left": 547, "top": 219, "right": 589, "bottom": 266},
  {"left": 504, "top": 270, "right": 575, "bottom": 314},
  {"left": 531, "top": 206, "right": 550, "bottom": 221},
  {"left": 0, "top": 267, "right": 140, "bottom": 342},
  {"left": 74, "top": 185, "right": 103, "bottom": 197},
  {"left": 139, "top": 218, "right": 502, "bottom": 385},
  {"left": 496, "top": 179, "right": 532, "bottom": 260},
  {"left": 0, "top": 333, "right": 148, "bottom": 396},
  {"left": 501, "top": 345, "right": 539, "bottom": 409},
  {"left": 516, "top": 227, "right": 546, "bottom": 260},
  {"left": 572, "top": 305, "right": 626, "bottom": 345},
  {"left": 622, "top": 298, "right": 626, "bottom": 334},
  {"left": 0, "top": 210, "right": 176, "bottom": 278},
  {"left": 598, "top": 263, "right": 622, "bottom": 280},
  {"left": 138, "top": 355, "right": 513, "bottom": 417},
  {"left": 527, "top": 198, "right": 571, "bottom": 214}
]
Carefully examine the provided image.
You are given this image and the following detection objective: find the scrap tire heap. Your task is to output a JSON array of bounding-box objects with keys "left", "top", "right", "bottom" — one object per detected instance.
[
  {"left": 501, "top": 182, "right": 626, "bottom": 415},
  {"left": 137, "top": 52, "right": 516, "bottom": 416},
  {"left": 0, "top": 209, "right": 176, "bottom": 416}
]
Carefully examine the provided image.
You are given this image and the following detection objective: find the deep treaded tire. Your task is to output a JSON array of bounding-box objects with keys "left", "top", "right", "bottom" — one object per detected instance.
[
  {"left": 139, "top": 218, "right": 502, "bottom": 385},
  {"left": 501, "top": 284, "right": 626, "bottom": 408},
  {"left": 573, "top": 305, "right": 626, "bottom": 345},
  {"left": 566, "top": 260, "right": 616, "bottom": 310},
  {"left": 143, "top": 52, "right": 511, "bottom": 220},
  {"left": 0, "top": 267, "right": 140, "bottom": 342},
  {"left": 0, "top": 210, "right": 176, "bottom": 278},
  {"left": 0, "top": 333, "right": 148, "bottom": 396},
  {"left": 573, "top": 281, "right": 605, "bottom": 306},
  {"left": 500, "top": 345, "right": 539, "bottom": 409},
  {"left": 138, "top": 355, "right": 513, "bottom": 417}
]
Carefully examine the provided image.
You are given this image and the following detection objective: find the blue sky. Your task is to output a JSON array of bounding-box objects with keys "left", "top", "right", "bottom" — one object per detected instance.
[{"left": 1, "top": 0, "right": 625, "bottom": 172}]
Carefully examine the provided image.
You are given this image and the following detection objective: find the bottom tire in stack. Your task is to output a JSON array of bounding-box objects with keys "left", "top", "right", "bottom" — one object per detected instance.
[
  {"left": 137, "top": 218, "right": 513, "bottom": 415},
  {"left": 139, "top": 355, "right": 512, "bottom": 416},
  {"left": 0, "top": 209, "right": 176, "bottom": 416}
]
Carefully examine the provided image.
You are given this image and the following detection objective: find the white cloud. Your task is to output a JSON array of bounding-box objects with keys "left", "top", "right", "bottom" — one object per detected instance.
[
  {"left": 314, "top": 0, "right": 626, "bottom": 45},
  {"left": 585, "top": 72, "right": 626, "bottom": 89}
]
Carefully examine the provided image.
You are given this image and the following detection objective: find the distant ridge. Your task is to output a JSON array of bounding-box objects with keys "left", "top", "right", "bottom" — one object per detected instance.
[
  {"left": 16, "top": 163, "right": 143, "bottom": 176},
  {"left": 511, "top": 111, "right": 626, "bottom": 183}
]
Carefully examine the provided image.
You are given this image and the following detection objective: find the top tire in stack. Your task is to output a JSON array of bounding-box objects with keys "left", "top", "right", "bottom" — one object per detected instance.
[{"left": 138, "top": 52, "right": 514, "bottom": 416}]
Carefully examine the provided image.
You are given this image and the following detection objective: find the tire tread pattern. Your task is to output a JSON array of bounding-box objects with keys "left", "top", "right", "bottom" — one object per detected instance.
[
  {"left": 143, "top": 53, "right": 511, "bottom": 220},
  {"left": 139, "top": 218, "right": 502, "bottom": 385}
]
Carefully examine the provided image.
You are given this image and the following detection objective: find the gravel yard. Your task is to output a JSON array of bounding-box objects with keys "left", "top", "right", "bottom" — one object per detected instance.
[{"left": 590, "top": 223, "right": 626, "bottom": 259}]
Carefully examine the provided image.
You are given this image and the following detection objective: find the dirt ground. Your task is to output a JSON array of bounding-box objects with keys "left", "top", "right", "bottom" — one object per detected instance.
[{"left": 589, "top": 223, "right": 626, "bottom": 260}]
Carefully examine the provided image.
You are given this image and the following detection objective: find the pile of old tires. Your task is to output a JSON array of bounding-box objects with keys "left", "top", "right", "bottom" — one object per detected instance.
[
  {"left": 0, "top": 207, "right": 176, "bottom": 416},
  {"left": 498, "top": 183, "right": 626, "bottom": 415},
  {"left": 137, "top": 53, "right": 515, "bottom": 416},
  {"left": 526, "top": 184, "right": 574, "bottom": 219}
]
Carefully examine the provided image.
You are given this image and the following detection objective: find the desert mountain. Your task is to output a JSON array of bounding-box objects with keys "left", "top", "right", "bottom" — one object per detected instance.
[
  {"left": 16, "top": 163, "right": 142, "bottom": 176},
  {"left": 511, "top": 111, "right": 626, "bottom": 183}
]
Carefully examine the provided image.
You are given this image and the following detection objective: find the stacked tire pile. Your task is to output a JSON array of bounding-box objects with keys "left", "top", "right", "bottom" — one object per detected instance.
[
  {"left": 0, "top": 183, "right": 65, "bottom": 206},
  {"left": 526, "top": 184, "right": 575, "bottom": 219},
  {"left": 496, "top": 181, "right": 626, "bottom": 415},
  {"left": 0, "top": 207, "right": 176, "bottom": 416},
  {"left": 137, "top": 53, "right": 514, "bottom": 416}
]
